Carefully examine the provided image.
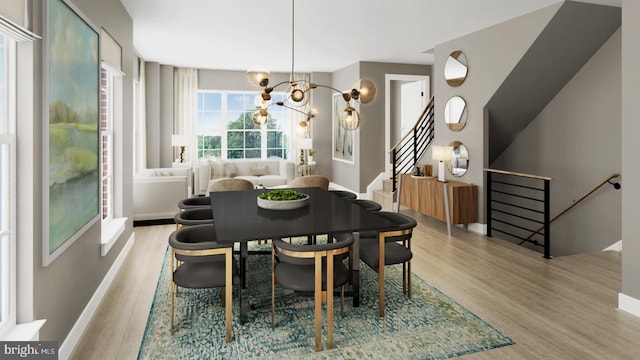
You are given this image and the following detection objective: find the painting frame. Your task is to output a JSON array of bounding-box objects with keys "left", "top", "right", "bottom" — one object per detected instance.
[
  {"left": 332, "top": 92, "right": 355, "bottom": 164},
  {"left": 42, "top": 0, "right": 101, "bottom": 266}
]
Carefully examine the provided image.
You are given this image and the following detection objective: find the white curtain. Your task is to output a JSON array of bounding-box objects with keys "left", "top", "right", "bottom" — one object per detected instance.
[
  {"left": 135, "top": 58, "right": 147, "bottom": 172},
  {"left": 173, "top": 68, "right": 198, "bottom": 162},
  {"left": 291, "top": 73, "right": 311, "bottom": 160}
]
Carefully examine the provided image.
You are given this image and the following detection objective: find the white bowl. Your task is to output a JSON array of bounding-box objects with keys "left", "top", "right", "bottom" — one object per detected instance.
[{"left": 257, "top": 194, "right": 310, "bottom": 210}]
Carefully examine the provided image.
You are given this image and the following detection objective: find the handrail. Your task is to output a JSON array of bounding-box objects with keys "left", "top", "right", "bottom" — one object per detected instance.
[
  {"left": 389, "top": 96, "right": 434, "bottom": 153},
  {"left": 389, "top": 96, "right": 435, "bottom": 192},
  {"left": 522, "top": 173, "right": 621, "bottom": 242},
  {"left": 483, "top": 168, "right": 553, "bottom": 181}
]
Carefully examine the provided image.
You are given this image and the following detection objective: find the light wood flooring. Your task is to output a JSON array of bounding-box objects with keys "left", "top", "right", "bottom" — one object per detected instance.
[{"left": 70, "top": 210, "right": 640, "bottom": 360}]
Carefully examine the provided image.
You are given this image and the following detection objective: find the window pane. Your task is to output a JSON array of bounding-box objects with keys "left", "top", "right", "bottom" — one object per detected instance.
[
  {"left": 245, "top": 131, "right": 261, "bottom": 148},
  {"left": 227, "top": 149, "right": 243, "bottom": 159},
  {"left": 245, "top": 149, "right": 261, "bottom": 158},
  {"left": 227, "top": 131, "right": 243, "bottom": 149},
  {"left": 203, "top": 92, "right": 221, "bottom": 111},
  {"left": 267, "top": 149, "right": 282, "bottom": 158},
  {"left": 267, "top": 131, "right": 282, "bottom": 148}
]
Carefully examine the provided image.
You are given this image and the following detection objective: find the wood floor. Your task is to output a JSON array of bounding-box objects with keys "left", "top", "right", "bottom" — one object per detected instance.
[{"left": 70, "top": 210, "right": 640, "bottom": 360}]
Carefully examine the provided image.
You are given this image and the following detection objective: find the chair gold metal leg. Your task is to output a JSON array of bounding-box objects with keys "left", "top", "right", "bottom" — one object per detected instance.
[
  {"left": 170, "top": 280, "right": 175, "bottom": 335},
  {"left": 225, "top": 249, "right": 232, "bottom": 343},
  {"left": 379, "top": 233, "right": 385, "bottom": 318},
  {"left": 314, "top": 253, "right": 322, "bottom": 352},
  {"left": 271, "top": 243, "right": 276, "bottom": 328},
  {"left": 327, "top": 254, "right": 334, "bottom": 350}
]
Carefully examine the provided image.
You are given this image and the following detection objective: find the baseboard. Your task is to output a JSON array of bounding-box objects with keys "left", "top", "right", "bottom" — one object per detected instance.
[
  {"left": 59, "top": 233, "right": 135, "bottom": 360},
  {"left": 603, "top": 240, "right": 622, "bottom": 252},
  {"left": 618, "top": 293, "right": 640, "bottom": 318},
  {"left": 467, "top": 223, "right": 487, "bottom": 235}
]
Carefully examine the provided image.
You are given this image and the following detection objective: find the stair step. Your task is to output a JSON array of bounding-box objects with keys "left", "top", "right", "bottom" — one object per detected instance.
[
  {"left": 372, "top": 190, "right": 394, "bottom": 212},
  {"left": 382, "top": 179, "right": 393, "bottom": 193}
]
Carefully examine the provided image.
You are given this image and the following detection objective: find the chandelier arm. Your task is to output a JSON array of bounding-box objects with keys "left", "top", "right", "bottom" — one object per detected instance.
[{"left": 309, "top": 83, "right": 353, "bottom": 103}]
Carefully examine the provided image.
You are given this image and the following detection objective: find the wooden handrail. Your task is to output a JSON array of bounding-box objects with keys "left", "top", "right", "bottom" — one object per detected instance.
[
  {"left": 389, "top": 96, "right": 434, "bottom": 153},
  {"left": 484, "top": 168, "right": 553, "bottom": 181},
  {"left": 523, "top": 173, "right": 620, "bottom": 242}
]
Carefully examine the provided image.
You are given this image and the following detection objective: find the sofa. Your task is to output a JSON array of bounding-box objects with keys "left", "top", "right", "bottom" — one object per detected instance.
[
  {"left": 133, "top": 167, "right": 190, "bottom": 221},
  {"left": 196, "top": 158, "right": 295, "bottom": 195}
]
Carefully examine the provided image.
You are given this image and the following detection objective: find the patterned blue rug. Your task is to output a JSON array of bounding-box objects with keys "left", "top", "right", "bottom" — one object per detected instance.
[{"left": 138, "top": 243, "right": 513, "bottom": 359}]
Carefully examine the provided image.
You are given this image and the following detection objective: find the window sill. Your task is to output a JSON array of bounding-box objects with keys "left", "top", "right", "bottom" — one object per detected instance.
[
  {"left": 0, "top": 319, "right": 46, "bottom": 341},
  {"left": 101, "top": 217, "right": 127, "bottom": 256}
]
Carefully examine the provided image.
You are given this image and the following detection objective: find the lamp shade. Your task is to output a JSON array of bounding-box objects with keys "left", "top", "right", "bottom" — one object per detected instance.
[
  {"left": 247, "top": 64, "right": 270, "bottom": 87},
  {"left": 432, "top": 145, "right": 453, "bottom": 162},
  {"left": 297, "top": 137, "right": 313, "bottom": 150},
  {"left": 354, "top": 79, "right": 377, "bottom": 104},
  {"left": 171, "top": 134, "right": 190, "bottom": 147}
]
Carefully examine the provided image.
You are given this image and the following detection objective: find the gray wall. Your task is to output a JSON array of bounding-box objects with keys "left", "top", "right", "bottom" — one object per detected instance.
[
  {"left": 621, "top": 0, "right": 640, "bottom": 303},
  {"left": 30, "top": 0, "right": 135, "bottom": 342},
  {"left": 492, "top": 29, "right": 621, "bottom": 256},
  {"left": 433, "top": 3, "right": 561, "bottom": 222}
]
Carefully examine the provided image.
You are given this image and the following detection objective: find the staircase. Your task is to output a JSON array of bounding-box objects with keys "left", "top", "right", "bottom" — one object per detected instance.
[{"left": 371, "top": 97, "right": 435, "bottom": 210}]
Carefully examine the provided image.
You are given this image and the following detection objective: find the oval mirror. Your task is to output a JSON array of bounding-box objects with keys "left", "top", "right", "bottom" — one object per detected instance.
[
  {"left": 444, "top": 51, "right": 468, "bottom": 87},
  {"left": 444, "top": 96, "right": 467, "bottom": 131},
  {"left": 447, "top": 141, "right": 469, "bottom": 177}
]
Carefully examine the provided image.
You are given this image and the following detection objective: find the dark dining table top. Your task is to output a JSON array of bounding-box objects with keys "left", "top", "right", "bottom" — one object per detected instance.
[{"left": 209, "top": 187, "right": 397, "bottom": 243}]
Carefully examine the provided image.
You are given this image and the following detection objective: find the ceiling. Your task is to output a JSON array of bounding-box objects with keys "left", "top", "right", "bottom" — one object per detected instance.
[{"left": 119, "top": 0, "right": 621, "bottom": 73}]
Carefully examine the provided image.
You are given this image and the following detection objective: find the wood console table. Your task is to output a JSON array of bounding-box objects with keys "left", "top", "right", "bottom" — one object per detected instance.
[{"left": 399, "top": 174, "right": 477, "bottom": 234}]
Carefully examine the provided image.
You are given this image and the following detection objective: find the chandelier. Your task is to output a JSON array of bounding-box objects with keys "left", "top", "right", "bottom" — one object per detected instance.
[{"left": 247, "top": 0, "right": 376, "bottom": 130}]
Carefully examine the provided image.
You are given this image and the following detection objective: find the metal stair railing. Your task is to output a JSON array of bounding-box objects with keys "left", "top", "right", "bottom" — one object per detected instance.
[{"left": 389, "top": 96, "right": 434, "bottom": 192}]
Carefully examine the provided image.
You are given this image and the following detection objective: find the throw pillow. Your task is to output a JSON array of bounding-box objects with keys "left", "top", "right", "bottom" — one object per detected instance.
[
  {"left": 207, "top": 159, "right": 225, "bottom": 179},
  {"left": 224, "top": 163, "right": 237, "bottom": 177},
  {"left": 250, "top": 166, "right": 268, "bottom": 176},
  {"left": 159, "top": 171, "right": 174, "bottom": 176}
]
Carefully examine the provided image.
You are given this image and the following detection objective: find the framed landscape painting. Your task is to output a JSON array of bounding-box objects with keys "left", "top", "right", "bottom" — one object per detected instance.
[
  {"left": 42, "top": 0, "right": 100, "bottom": 266},
  {"left": 332, "top": 93, "right": 354, "bottom": 164}
]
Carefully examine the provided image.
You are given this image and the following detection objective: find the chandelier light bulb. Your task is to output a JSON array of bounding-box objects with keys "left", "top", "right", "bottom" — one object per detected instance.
[
  {"left": 290, "top": 88, "right": 305, "bottom": 103},
  {"left": 247, "top": 64, "right": 271, "bottom": 87},
  {"left": 340, "top": 106, "right": 360, "bottom": 130},
  {"left": 252, "top": 109, "right": 268, "bottom": 126}
]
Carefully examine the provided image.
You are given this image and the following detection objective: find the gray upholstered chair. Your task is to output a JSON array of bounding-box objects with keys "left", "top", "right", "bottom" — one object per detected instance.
[
  {"left": 358, "top": 211, "right": 417, "bottom": 317},
  {"left": 329, "top": 190, "right": 357, "bottom": 200},
  {"left": 349, "top": 199, "right": 382, "bottom": 212},
  {"left": 174, "top": 208, "right": 213, "bottom": 229},
  {"left": 168, "top": 224, "right": 240, "bottom": 342},
  {"left": 207, "top": 178, "right": 254, "bottom": 192},
  {"left": 271, "top": 234, "right": 354, "bottom": 352},
  {"left": 177, "top": 196, "right": 211, "bottom": 210}
]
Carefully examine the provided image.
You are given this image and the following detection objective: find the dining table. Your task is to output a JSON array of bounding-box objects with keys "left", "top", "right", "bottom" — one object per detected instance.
[{"left": 209, "top": 186, "right": 397, "bottom": 323}]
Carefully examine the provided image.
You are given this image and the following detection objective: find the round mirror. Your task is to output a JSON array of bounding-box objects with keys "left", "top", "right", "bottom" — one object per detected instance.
[
  {"left": 444, "top": 96, "right": 467, "bottom": 131},
  {"left": 447, "top": 141, "right": 469, "bottom": 177},
  {"left": 444, "top": 51, "right": 468, "bottom": 87}
]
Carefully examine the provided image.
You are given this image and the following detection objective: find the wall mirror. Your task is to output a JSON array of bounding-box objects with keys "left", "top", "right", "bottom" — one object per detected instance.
[
  {"left": 447, "top": 140, "right": 469, "bottom": 177},
  {"left": 444, "top": 51, "right": 468, "bottom": 87},
  {"left": 444, "top": 96, "right": 467, "bottom": 131}
]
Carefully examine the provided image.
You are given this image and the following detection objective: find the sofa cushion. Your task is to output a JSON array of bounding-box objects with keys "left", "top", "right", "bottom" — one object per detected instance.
[
  {"left": 207, "top": 159, "right": 226, "bottom": 179},
  {"left": 250, "top": 166, "right": 268, "bottom": 176},
  {"left": 224, "top": 163, "right": 237, "bottom": 177}
]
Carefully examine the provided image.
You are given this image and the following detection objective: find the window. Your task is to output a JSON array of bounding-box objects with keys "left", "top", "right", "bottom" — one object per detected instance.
[
  {"left": 100, "top": 66, "right": 113, "bottom": 220},
  {"left": 0, "top": 33, "right": 16, "bottom": 335},
  {"left": 197, "top": 91, "right": 290, "bottom": 160}
]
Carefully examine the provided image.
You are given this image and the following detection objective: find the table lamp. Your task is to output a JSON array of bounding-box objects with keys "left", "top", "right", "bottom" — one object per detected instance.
[
  {"left": 296, "top": 138, "right": 313, "bottom": 165},
  {"left": 432, "top": 145, "right": 453, "bottom": 182}
]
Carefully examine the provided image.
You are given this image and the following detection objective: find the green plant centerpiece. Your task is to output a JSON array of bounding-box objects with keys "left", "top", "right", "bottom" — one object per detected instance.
[{"left": 257, "top": 189, "right": 310, "bottom": 210}]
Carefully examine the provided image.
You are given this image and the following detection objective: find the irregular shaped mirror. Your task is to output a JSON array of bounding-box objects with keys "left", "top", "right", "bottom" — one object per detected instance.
[
  {"left": 447, "top": 141, "right": 469, "bottom": 177},
  {"left": 444, "top": 96, "right": 467, "bottom": 131},
  {"left": 444, "top": 51, "right": 468, "bottom": 87}
]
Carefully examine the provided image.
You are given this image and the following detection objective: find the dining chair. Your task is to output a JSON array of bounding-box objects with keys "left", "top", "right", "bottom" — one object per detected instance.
[
  {"left": 207, "top": 178, "right": 254, "bottom": 192},
  {"left": 329, "top": 189, "right": 357, "bottom": 200},
  {"left": 358, "top": 211, "right": 417, "bottom": 317},
  {"left": 271, "top": 234, "right": 354, "bottom": 352},
  {"left": 177, "top": 196, "right": 211, "bottom": 210},
  {"left": 349, "top": 199, "right": 382, "bottom": 212},
  {"left": 174, "top": 208, "right": 213, "bottom": 229},
  {"left": 286, "top": 175, "right": 329, "bottom": 190},
  {"left": 168, "top": 224, "right": 240, "bottom": 342}
]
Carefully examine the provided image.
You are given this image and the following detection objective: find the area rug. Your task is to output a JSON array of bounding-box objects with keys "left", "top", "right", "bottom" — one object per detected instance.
[{"left": 138, "top": 243, "right": 513, "bottom": 359}]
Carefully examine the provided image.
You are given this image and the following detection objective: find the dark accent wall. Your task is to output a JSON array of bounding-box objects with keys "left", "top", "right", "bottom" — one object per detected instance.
[{"left": 487, "top": 1, "right": 621, "bottom": 164}]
